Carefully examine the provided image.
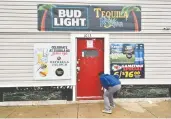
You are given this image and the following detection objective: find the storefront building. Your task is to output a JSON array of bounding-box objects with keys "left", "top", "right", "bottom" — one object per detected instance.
[{"left": 0, "top": 0, "right": 171, "bottom": 102}]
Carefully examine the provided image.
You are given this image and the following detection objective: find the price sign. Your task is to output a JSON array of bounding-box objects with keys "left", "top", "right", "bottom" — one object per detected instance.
[
  {"left": 114, "top": 70, "right": 142, "bottom": 78},
  {"left": 114, "top": 71, "right": 141, "bottom": 78}
]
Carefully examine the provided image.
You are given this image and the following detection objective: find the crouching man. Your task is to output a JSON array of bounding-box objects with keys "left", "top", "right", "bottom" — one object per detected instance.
[{"left": 99, "top": 72, "right": 121, "bottom": 114}]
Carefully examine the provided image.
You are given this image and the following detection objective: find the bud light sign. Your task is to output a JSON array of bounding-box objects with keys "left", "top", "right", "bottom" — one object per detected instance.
[
  {"left": 38, "top": 5, "right": 88, "bottom": 31},
  {"left": 110, "top": 43, "right": 144, "bottom": 79},
  {"left": 52, "top": 7, "right": 88, "bottom": 28}
]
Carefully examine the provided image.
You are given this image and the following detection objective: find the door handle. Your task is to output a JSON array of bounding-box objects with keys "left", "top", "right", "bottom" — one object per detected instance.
[
  {"left": 77, "top": 67, "right": 80, "bottom": 71},
  {"left": 77, "top": 79, "right": 80, "bottom": 82}
]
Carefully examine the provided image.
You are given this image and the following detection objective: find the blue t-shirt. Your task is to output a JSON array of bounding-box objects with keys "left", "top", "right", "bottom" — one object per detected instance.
[{"left": 100, "top": 74, "right": 121, "bottom": 89}]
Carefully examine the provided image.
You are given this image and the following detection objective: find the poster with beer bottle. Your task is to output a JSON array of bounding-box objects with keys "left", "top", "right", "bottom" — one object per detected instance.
[
  {"left": 110, "top": 43, "right": 144, "bottom": 79},
  {"left": 34, "top": 43, "right": 71, "bottom": 80}
]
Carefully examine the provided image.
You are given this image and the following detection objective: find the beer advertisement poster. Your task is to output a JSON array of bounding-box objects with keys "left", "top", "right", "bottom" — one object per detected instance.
[
  {"left": 110, "top": 43, "right": 145, "bottom": 79},
  {"left": 34, "top": 43, "right": 71, "bottom": 80},
  {"left": 38, "top": 5, "right": 141, "bottom": 32}
]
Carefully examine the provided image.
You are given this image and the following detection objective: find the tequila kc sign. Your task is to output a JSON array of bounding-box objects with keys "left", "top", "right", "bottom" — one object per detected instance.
[{"left": 38, "top": 5, "right": 141, "bottom": 32}]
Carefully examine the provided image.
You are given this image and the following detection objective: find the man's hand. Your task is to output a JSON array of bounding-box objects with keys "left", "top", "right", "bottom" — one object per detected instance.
[{"left": 101, "top": 87, "right": 104, "bottom": 90}]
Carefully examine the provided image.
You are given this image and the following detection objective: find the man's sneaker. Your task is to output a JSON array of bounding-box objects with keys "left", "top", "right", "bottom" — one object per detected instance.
[
  {"left": 102, "top": 109, "right": 112, "bottom": 114},
  {"left": 110, "top": 105, "right": 116, "bottom": 109}
]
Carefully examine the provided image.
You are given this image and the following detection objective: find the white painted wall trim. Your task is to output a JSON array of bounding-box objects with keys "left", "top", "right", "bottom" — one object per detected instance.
[
  {"left": 71, "top": 33, "right": 110, "bottom": 101},
  {"left": 0, "top": 82, "right": 73, "bottom": 87},
  {"left": 0, "top": 98, "right": 170, "bottom": 107},
  {"left": 121, "top": 79, "right": 171, "bottom": 85}
]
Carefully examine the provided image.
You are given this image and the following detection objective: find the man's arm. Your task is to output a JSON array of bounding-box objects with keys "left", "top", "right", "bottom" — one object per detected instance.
[{"left": 113, "top": 75, "right": 119, "bottom": 80}]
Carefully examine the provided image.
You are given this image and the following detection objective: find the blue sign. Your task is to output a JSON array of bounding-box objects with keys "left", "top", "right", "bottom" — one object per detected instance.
[{"left": 52, "top": 6, "right": 89, "bottom": 29}]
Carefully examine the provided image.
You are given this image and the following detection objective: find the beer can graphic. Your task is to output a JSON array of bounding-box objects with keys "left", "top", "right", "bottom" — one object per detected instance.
[
  {"left": 139, "top": 44, "right": 144, "bottom": 64},
  {"left": 134, "top": 44, "right": 139, "bottom": 65}
]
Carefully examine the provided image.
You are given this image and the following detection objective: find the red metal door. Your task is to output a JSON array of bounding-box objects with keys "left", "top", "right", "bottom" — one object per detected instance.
[{"left": 77, "top": 38, "right": 104, "bottom": 100}]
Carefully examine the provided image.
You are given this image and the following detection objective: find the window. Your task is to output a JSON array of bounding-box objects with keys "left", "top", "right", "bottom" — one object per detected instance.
[{"left": 82, "top": 50, "right": 98, "bottom": 57}]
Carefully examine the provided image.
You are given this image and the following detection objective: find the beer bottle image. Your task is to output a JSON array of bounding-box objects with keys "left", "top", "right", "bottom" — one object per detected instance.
[
  {"left": 139, "top": 44, "right": 144, "bottom": 65},
  {"left": 134, "top": 44, "right": 139, "bottom": 65}
]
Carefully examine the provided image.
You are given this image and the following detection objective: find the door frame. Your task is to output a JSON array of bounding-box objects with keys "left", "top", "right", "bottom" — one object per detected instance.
[{"left": 71, "top": 33, "right": 110, "bottom": 101}]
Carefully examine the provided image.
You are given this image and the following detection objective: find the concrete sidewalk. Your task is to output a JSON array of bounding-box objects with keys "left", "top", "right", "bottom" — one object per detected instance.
[{"left": 0, "top": 100, "right": 171, "bottom": 118}]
